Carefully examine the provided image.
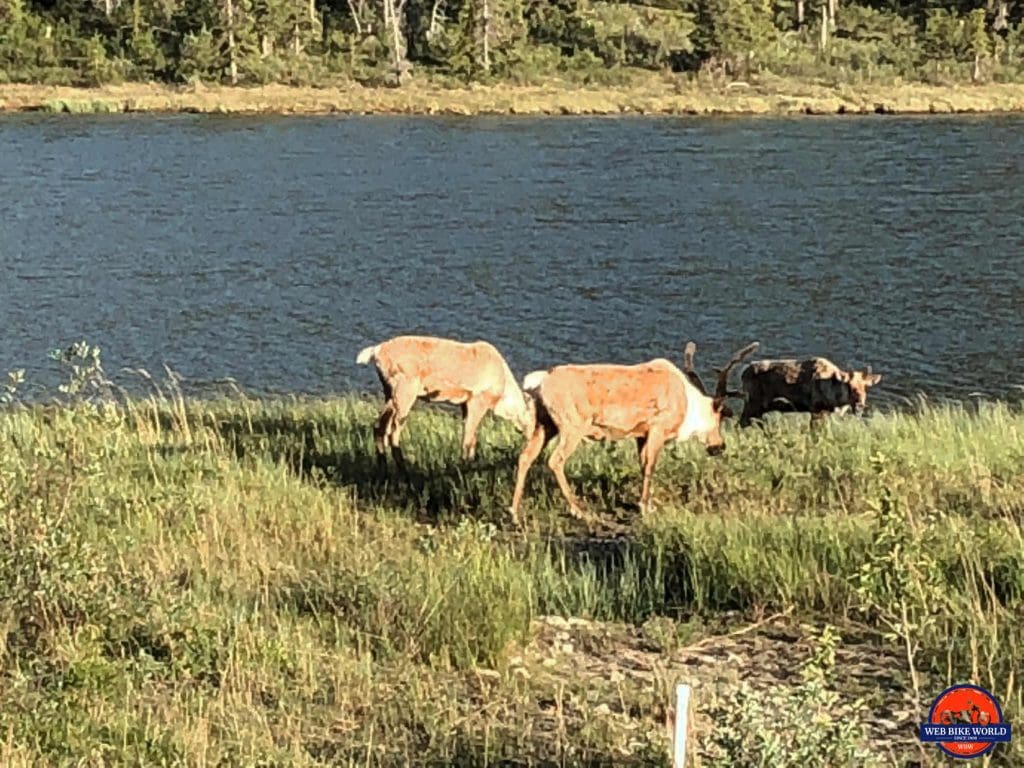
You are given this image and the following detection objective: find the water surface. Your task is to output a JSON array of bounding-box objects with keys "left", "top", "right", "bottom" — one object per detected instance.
[{"left": 1, "top": 113, "right": 1022, "bottom": 405}]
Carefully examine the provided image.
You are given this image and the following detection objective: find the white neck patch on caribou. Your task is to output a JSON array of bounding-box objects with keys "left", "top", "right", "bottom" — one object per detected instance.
[{"left": 676, "top": 375, "right": 717, "bottom": 440}]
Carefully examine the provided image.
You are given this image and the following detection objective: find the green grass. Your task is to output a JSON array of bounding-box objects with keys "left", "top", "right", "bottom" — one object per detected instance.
[
  {"left": 7, "top": 77, "right": 1024, "bottom": 117},
  {"left": 40, "top": 98, "right": 122, "bottom": 113},
  {"left": 0, "top": 388, "right": 1021, "bottom": 766}
]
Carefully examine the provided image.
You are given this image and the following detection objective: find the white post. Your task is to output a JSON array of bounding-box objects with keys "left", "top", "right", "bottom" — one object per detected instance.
[{"left": 673, "top": 683, "right": 691, "bottom": 768}]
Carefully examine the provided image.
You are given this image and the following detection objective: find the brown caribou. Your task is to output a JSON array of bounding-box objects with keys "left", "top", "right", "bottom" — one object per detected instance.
[
  {"left": 356, "top": 335, "right": 532, "bottom": 470},
  {"left": 509, "top": 340, "right": 759, "bottom": 523},
  {"left": 738, "top": 357, "right": 882, "bottom": 428}
]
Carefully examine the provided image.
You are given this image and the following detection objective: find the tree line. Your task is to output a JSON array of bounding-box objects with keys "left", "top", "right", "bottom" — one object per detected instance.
[{"left": 1, "top": 0, "right": 1021, "bottom": 87}]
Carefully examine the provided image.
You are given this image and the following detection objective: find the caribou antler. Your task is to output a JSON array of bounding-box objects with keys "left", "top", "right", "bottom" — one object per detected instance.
[
  {"left": 714, "top": 341, "right": 760, "bottom": 399},
  {"left": 682, "top": 341, "right": 708, "bottom": 394}
]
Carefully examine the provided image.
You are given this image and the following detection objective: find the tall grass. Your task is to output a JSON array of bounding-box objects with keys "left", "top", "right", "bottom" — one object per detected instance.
[
  {"left": 41, "top": 98, "right": 122, "bottom": 113},
  {"left": 7, "top": 78, "right": 1024, "bottom": 117},
  {"left": 0, "top": 381, "right": 1021, "bottom": 765}
]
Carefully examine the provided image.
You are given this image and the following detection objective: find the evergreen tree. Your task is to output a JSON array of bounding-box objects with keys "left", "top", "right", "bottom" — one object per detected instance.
[
  {"left": 693, "top": 0, "right": 777, "bottom": 76},
  {"left": 1, "top": 0, "right": 1022, "bottom": 86}
]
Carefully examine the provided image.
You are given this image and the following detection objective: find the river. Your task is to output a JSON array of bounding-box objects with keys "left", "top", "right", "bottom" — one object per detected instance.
[{"left": 1, "top": 113, "right": 1022, "bottom": 405}]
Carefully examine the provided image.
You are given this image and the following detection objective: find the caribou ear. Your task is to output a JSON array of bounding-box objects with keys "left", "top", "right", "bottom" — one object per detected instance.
[{"left": 683, "top": 341, "right": 708, "bottom": 395}]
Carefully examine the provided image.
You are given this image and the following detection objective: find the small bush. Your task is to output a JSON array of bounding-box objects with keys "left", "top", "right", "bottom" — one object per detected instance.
[{"left": 703, "top": 626, "right": 879, "bottom": 767}]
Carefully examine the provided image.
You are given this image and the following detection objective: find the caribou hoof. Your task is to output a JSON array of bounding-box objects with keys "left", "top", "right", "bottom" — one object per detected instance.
[{"left": 568, "top": 505, "right": 589, "bottom": 521}]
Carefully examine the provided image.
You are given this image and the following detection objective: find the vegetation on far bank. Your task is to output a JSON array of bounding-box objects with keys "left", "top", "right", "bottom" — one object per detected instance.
[
  {"left": 0, "top": 345, "right": 1021, "bottom": 765},
  {"left": 5, "top": 75, "right": 1024, "bottom": 115},
  {"left": 2, "top": 0, "right": 1024, "bottom": 114}
]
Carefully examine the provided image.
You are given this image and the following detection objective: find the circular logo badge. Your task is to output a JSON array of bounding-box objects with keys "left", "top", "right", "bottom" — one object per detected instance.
[{"left": 920, "top": 684, "right": 1012, "bottom": 759}]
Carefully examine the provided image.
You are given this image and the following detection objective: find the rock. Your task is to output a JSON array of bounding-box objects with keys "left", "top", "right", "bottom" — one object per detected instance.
[{"left": 542, "top": 615, "right": 571, "bottom": 630}]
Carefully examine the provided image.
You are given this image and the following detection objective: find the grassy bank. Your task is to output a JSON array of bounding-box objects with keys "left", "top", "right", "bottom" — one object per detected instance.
[
  {"left": 4, "top": 76, "right": 1024, "bottom": 116},
  {"left": 0, "top": 380, "right": 1021, "bottom": 766}
]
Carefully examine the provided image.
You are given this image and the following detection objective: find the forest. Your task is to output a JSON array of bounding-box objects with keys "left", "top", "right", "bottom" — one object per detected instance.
[{"left": 1, "top": 0, "right": 1022, "bottom": 89}]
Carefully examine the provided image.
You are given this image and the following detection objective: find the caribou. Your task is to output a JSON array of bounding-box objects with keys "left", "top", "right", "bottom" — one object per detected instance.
[
  {"left": 509, "top": 340, "right": 759, "bottom": 523},
  {"left": 738, "top": 357, "right": 883, "bottom": 428},
  {"left": 356, "top": 334, "right": 532, "bottom": 470}
]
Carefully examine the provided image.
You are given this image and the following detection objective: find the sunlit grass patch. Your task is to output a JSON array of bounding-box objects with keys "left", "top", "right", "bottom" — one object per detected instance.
[{"left": 0, "top": 383, "right": 1021, "bottom": 765}]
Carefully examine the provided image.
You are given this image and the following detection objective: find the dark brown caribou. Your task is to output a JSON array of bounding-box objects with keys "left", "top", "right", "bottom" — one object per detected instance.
[{"left": 738, "top": 357, "right": 882, "bottom": 428}]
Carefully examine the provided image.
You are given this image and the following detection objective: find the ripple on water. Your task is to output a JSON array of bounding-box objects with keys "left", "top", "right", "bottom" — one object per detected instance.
[{"left": 0, "top": 114, "right": 1022, "bottom": 402}]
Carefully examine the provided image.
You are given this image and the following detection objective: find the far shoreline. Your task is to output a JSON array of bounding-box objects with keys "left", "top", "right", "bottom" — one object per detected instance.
[{"left": 4, "top": 77, "right": 1024, "bottom": 117}]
